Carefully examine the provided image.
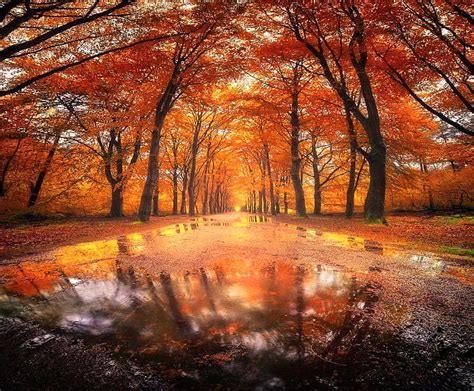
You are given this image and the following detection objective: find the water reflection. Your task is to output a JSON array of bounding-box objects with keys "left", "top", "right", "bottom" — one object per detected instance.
[
  {"left": 295, "top": 226, "right": 392, "bottom": 256},
  {"left": 0, "top": 258, "right": 377, "bottom": 388}
]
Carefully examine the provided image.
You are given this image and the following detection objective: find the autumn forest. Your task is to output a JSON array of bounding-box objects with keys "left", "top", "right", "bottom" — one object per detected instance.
[
  {"left": 0, "top": 1, "right": 473, "bottom": 389},
  {"left": 1, "top": 0, "right": 472, "bottom": 223}
]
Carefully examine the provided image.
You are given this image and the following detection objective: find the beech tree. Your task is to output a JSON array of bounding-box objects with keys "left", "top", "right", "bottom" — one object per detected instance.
[
  {"left": 282, "top": 2, "right": 388, "bottom": 222},
  {"left": 138, "top": 4, "right": 233, "bottom": 221}
]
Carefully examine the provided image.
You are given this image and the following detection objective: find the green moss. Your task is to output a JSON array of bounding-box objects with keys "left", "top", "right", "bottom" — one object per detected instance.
[
  {"left": 434, "top": 215, "right": 474, "bottom": 225},
  {"left": 364, "top": 217, "right": 388, "bottom": 225},
  {"left": 440, "top": 246, "right": 474, "bottom": 257}
]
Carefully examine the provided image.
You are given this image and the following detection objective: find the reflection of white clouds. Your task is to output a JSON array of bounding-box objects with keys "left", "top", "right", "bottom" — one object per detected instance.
[
  {"left": 303, "top": 279, "right": 318, "bottom": 296},
  {"left": 289, "top": 308, "right": 316, "bottom": 317},
  {"left": 319, "top": 271, "right": 336, "bottom": 286},
  {"left": 409, "top": 255, "right": 446, "bottom": 273},
  {"left": 75, "top": 280, "right": 134, "bottom": 307},
  {"left": 238, "top": 331, "right": 278, "bottom": 352},
  {"left": 61, "top": 313, "right": 114, "bottom": 335},
  {"left": 190, "top": 320, "right": 200, "bottom": 333},
  {"left": 68, "top": 278, "right": 82, "bottom": 285}
]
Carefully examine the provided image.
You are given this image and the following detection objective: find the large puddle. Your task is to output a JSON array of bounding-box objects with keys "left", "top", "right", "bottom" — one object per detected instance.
[
  {"left": 0, "top": 214, "right": 471, "bottom": 388},
  {"left": 0, "top": 257, "right": 378, "bottom": 388}
]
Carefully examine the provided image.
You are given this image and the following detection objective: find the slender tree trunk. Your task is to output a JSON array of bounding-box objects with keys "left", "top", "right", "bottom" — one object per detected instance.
[
  {"left": 202, "top": 184, "right": 209, "bottom": 215},
  {"left": 139, "top": 127, "right": 161, "bottom": 221},
  {"left": 345, "top": 106, "right": 357, "bottom": 217},
  {"left": 172, "top": 170, "right": 178, "bottom": 215},
  {"left": 252, "top": 189, "right": 257, "bottom": 213},
  {"left": 0, "top": 137, "right": 21, "bottom": 197},
  {"left": 420, "top": 161, "right": 434, "bottom": 210},
  {"left": 264, "top": 143, "right": 276, "bottom": 215},
  {"left": 28, "top": 131, "right": 60, "bottom": 207},
  {"left": 260, "top": 158, "right": 267, "bottom": 214},
  {"left": 201, "top": 139, "right": 211, "bottom": 215},
  {"left": 214, "top": 184, "right": 221, "bottom": 214},
  {"left": 284, "top": 191, "right": 288, "bottom": 214},
  {"left": 107, "top": 132, "right": 140, "bottom": 218},
  {"left": 152, "top": 174, "right": 160, "bottom": 216},
  {"left": 188, "top": 130, "right": 200, "bottom": 217},
  {"left": 310, "top": 134, "right": 322, "bottom": 215},
  {"left": 290, "top": 91, "right": 307, "bottom": 217},
  {"left": 180, "top": 169, "right": 188, "bottom": 214},
  {"left": 180, "top": 189, "right": 186, "bottom": 214},
  {"left": 152, "top": 192, "right": 159, "bottom": 216},
  {"left": 139, "top": 78, "right": 177, "bottom": 222}
]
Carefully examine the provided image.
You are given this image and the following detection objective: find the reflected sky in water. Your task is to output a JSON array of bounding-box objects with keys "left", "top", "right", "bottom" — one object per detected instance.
[{"left": 0, "top": 255, "right": 378, "bottom": 388}]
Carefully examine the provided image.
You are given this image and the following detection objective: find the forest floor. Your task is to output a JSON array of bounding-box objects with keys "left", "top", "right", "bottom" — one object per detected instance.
[
  {"left": 274, "top": 211, "right": 474, "bottom": 257},
  {"left": 0, "top": 212, "right": 472, "bottom": 389},
  {"left": 0, "top": 210, "right": 472, "bottom": 260}
]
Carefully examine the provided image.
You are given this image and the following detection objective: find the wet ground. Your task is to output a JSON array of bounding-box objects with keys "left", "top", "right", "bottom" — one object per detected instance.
[{"left": 0, "top": 213, "right": 472, "bottom": 390}]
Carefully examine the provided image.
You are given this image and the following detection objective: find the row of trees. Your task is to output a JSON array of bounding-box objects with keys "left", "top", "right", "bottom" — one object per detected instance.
[{"left": 0, "top": 1, "right": 472, "bottom": 221}]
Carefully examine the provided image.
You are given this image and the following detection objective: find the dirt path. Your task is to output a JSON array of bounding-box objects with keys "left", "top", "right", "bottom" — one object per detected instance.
[
  {"left": 0, "top": 213, "right": 472, "bottom": 389},
  {"left": 1, "top": 211, "right": 472, "bottom": 261}
]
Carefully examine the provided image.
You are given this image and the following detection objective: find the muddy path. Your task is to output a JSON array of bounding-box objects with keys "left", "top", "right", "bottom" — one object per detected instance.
[{"left": 0, "top": 213, "right": 472, "bottom": 390}]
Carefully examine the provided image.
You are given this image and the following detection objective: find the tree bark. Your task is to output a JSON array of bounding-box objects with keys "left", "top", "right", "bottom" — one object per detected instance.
[
  {"left": 139, "top": 76, "right": 178, "bottom": 221},
  {"left": 152, "top": 187, "right": 159, "bottom": 216},
  {"left": 0, "top": 137, "right": 21, "bottom": 197},
  {"left": 264, "top": 143, "right": 276, "bottom": 215},
  {"left": 310, "top": 133, "right": 322, "bottom": 215},
  {"left": 172, "top": 170, "right": 179, "bottom": 215},
  {"left": 188, "top": 122, "right": 201, "bottom": 217},
  {"left": 345, "top": 106, "right": 357, "bottom": 217},
  {"left": 290, "top": 90, "right": 307, "bottom": 217},
  {"left": 364, "top": 144, "right": 386, "bottom": 222},
  {"left": 201, "top": 139, "right": 211, "bottom": 215},
  {"left": 28, "top": 131, "right": 60, "bottom": 207},
  {"left": 110, "top": 186, "right": 123, "bottom": 217}
]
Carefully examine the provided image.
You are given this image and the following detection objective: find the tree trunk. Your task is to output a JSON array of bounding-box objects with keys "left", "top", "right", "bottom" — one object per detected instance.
[
  {"left": 310, "top": 133, "right": 322, "bottom": 215},
  {"left": 252, "top": 189, "right": 257, "bottom": 213},
  {"left": 180, "top": 188, "right": 187, "bottom": 215},
  {"left": 345, "top": 106, "right": 357, "bottom": 217},
  {"left": 139, "top": 78, "right": 177, "bottom": 222},
  {"left": 188, "top": 130, "right": 200, "bottom": 217},
  {"left": 364, "top": 144, "right": 386, "bottom": 222},
  {"left": 275, "top": 191, "right": 280, "bottom": 214},
  {"left": 290, "top": 91, "right": 307, "bottom": 217},
  {"left": 180, "top": 169, "right": 188, "bottom": 214},
  {"left": 172, "top": 170, "right": 178, "bottom": 215},
  {"left": 0, "top": 137, "right": 21, "bottom": 197},
  {"left": 202, "top": 140, "right": 211, "bottom": 215},
  {"left": 110, "top": 186, "right": 123, "bottom": 217},
  {"left": 264, "top": 143, "right": 276, "bottom": 215},
  {"left": 152, "top": 175, "right": 160, "bottom": 216},
  {"left": 139, "top": 127, "right": 161, "bottom": 221},
  {"left": 28, "top": 131, "right": 60, "bottom": 207},
  {"left": 284, "top": 191, "right": 288, "bottom": 214},
  {"left": 152, "top": 192, "right": 159, "bottom": 216}
]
